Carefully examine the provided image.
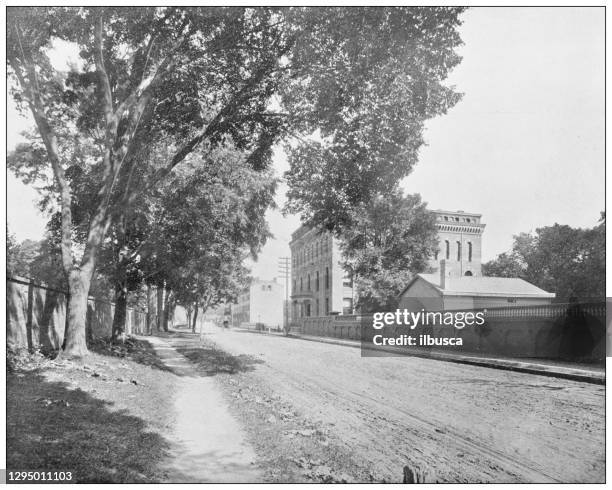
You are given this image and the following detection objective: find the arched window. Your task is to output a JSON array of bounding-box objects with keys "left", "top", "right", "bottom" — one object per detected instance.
[
  {"left": 464, "top": 271, "right": 473, "bottom": 276},
  {"left": 456, "top": 241, "right": 461, "bottom": 261},
  {"left": 307, "top": 274, "right": 311, "bottom": 291},
  {"left": 468, "top": 242, "right": 473, "bottom": 262},
  {"left": 316, "top": 271, "right": 320, "bottom": 291},
  {"left": 325, "top": 267, "right": 330, "bottom": 289},
  {"left": 445, "top": 240, "right": 450, "bottom": 260}
]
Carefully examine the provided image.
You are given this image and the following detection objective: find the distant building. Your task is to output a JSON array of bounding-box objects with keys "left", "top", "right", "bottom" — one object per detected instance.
[
  {"left": 232, "top": 278, "right": 284, "bottom": 328},
  {"left": 429, "top": 210, "right": 486, "bottom": 277},
  {"left": 398, "top": 260, "right": 555, "bottom": 311},
  {"left": 290, "top": 225, "right": 354, "bottom": 320}
]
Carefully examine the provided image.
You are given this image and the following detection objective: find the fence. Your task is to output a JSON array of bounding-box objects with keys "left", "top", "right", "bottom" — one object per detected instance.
[
  {"left": 6, "top": 276, "right": 153, "bottom": 352},
  {"left": 290, "top": 302, "right": 607, "bottom": 363}
]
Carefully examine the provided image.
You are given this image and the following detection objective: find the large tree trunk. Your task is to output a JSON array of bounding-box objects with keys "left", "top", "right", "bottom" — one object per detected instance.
[
  {"left": 62, "top": 270, "right": 92, "bottom": 358},
  {"left": 111, "top": 281, "right": 128, "bottom": 342},
  {"left": 191, "top": 304, "right": 199, "bottom": 333},
  {"left": 156, "top": 284, "right": 164, "bottom": 332},
  {"left": 186, "top": 305, "right": 192, "bottom": 331},
  {"left": 146, "top": 285, "right": 153, "bottom": 335},
  {"left": 162, "top": 287, "right": 172, "bottom": 332}
]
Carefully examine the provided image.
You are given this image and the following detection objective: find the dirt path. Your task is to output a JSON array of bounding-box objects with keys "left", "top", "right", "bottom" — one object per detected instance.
[
  {"left": 146, "top": 336, "right": 263, "bottom": 483},
  {"left": 201, "top": 328, "right": 604, "bottom": 483}
]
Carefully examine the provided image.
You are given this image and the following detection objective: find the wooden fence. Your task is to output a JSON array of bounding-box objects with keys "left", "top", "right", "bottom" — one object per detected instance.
[{"left": 6, "top": 276, "right": 154, "bottom": 352}]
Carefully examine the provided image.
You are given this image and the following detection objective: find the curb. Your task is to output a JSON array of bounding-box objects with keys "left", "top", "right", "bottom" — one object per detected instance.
[{"left": 288, "top": 333, "right": 605, "bottom": 385}]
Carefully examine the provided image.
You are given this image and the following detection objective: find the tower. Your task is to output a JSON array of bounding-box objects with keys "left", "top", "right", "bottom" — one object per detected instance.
[{"left": 429, "top": 210, "right": 486, "bottom": 277}]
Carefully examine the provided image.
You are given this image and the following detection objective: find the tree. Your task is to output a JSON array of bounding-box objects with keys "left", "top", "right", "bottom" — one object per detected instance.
[
  {"left": 482, "top": 252, "right": 525, "bottom": 278},
  {"left": 339, "top": 191, "right": 438, "bottom": 311},
  {"left": 139, "top": 144, "right": 275, "bottom": 335},
  {"left": 8, "top": 7, "right": 467, "bottom": 355},
  {"left": 284, "top": 8, "right": 466, "bottom": 233},
  {"left": 483, "top": 215, "right": 605, "bottom": 301},
  {"left": 7, "top": 233, "right": 41, "bottom": 279},
  {"left": 7, "top": 7, "right": 294, "bottom": 355}
]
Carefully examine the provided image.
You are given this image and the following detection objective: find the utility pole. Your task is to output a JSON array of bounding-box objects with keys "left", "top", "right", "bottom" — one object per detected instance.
[{"left": 278, "top": 257, "right": 290, "bottom": 331}]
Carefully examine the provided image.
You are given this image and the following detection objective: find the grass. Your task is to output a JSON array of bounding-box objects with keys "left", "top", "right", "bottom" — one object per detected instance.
[{"left": 6, "top": 346, "right": 178, "bottom": 483}]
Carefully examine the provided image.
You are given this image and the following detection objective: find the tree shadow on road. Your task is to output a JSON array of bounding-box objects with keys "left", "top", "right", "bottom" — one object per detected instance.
[
  {"left": 174, "top": 345, "right": 265, "bottom": 376},
  {"left": 7, "top": 370, "right": 172, "bottom": 483},
  {"left": 151, "top": 330, "right": 266, "bottom": 377}
]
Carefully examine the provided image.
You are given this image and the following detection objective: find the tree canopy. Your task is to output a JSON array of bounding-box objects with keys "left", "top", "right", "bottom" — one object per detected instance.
[
  {"left": 7, "top": 6, "right": 467, "bottom": 355},
  {"left": 339, "top": 191, "right": 438, "bottom": 311},
  {"left": 482, "top": 215, "right": 605, "bottom": 301}
]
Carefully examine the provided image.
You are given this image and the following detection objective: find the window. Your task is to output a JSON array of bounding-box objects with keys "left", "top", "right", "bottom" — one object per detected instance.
[
  {"left": 293, "top": 280, "right": 296, "bottom": 293},
  {"left": 325, "top": 267, "right": 330, "bottom": 289},
  {"left": 300, "top": 277, "right": 303, "bottom": 292},
  {"left": 316, "top": 299, "right": 320, "bottom": 316},
  {"left": 468, "top": 242, "right": 473, "bottom": 262},
  {"left": 342, "top": 298, "right": 353, "bottom": 315},
  {"left": 456, "top": 241, "right": 461, "bottom": 261},
  {"left": 325, "top": 297, "right": 329, "bottom": 315},
  {"left": 343, "top": 271, "right": 353, "bottom": 288},
  {"left": 434, "top": 249, "right": 439, "bottom": 260},
  {"left": 307, "top": 274, "right": 311, "bottom": 291},
  {"left": 316, "top": 271, "right": 319, "bottom": 291},
  {"left": 444, "top": 216, "right": 449, "bottom": 221},
  {"left": 445, "top": 240, "right": 450, "bottom": 259}
]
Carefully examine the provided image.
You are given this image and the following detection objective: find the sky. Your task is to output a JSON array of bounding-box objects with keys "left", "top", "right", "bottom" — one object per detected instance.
[{"left": 6, "top": 7, "right": 605, "bottom": 285}]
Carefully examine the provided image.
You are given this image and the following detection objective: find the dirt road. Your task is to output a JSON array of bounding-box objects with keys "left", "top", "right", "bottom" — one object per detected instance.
[{"left": 201, "top": 328, "right": 604, "bottom": 483}]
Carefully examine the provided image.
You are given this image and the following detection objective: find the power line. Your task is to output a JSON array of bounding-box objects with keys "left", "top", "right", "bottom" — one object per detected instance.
[{"left": 278, "top": 257, "right": 290, "bottom": 330}]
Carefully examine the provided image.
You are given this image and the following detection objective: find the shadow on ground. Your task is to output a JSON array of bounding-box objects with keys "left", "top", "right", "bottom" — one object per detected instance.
[
  {"left": 6, "top": 370, "right": 179, "bottom": 482},
  {"left": 150, "top": 330, "right": 266, "bottom": 377},
  {"left": 88, "top": 336, "right": 174, "bottom": 374},
  {"left": 174, "top": 346, "right": 265, "bottom": 376}
]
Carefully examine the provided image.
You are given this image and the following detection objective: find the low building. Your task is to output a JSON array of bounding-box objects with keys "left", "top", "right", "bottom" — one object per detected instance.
[
  {"left": 290, "top": 225, "right": 354, "bottom": 320},
  {"left": 232, "top": 278, "right": 284, "bottom": 328},
  {"left": 398, "top": 260, "right": 555, "bottom": 311}
]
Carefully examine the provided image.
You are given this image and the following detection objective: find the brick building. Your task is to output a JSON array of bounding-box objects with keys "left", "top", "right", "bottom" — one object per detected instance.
[
  {"left": 429, "top": 210, "right": 486, "bottom": 277},
  {"left": 289, "top": 210, "right": 485, "bottom": 319},
  {"left": 289, "top": 225, "right": 354, "bottom": 320}
]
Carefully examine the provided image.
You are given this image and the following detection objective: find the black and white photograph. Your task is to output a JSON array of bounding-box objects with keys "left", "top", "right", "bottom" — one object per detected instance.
[{"left": 3, "top": 4, "right": 607, "bottom": 484}]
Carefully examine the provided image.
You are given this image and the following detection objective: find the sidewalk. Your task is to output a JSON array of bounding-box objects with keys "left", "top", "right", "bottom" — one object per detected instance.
[
  {"left": 288, "top": 332, "right": 605, "bottom": 385},
  {"left": 144, "top": 335, "right": 263, "bottom": 483}
]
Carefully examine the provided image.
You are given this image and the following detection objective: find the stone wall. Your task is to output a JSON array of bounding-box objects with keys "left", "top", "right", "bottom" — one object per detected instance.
[{"left": 291, "top": 302, "right": 606, "bottom": 364}]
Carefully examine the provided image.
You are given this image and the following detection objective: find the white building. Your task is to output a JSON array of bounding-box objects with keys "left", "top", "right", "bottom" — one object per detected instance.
[{"left": 232, "top": 278, "right": 284, "bottom": 328}]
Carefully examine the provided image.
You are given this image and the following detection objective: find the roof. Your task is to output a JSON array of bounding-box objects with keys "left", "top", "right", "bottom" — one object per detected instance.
[{"left": 402, "top": 273, "right": 555, "bottom": 298}]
